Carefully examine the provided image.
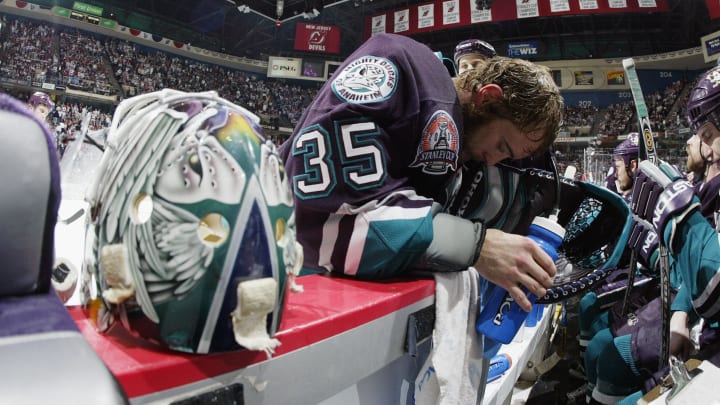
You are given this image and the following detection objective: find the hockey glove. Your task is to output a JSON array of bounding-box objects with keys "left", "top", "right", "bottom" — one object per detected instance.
[
  {"left": 627, "top": 216, "right": 660, "bottom": 273},
  {"left": 630, "top": 160, "right": 700, "bottom": 254}
]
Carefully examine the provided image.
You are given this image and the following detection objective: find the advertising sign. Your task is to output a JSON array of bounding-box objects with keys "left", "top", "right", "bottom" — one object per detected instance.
[
  {"left": 267, "top": 57, "right": 301, "bottom": 78},
  {"left": 294, "top": 23, "right": 340, "bottom": 54}
]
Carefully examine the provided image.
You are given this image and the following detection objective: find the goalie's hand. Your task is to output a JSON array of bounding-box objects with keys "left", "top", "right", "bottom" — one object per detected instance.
[
  {"left": 628, "top": 216, "right": 660, "bottom": 273},
  {"left": 473, "top": 229, "right": 556, "bottom": 311},
  {"left": 630, "top": 160, "right": 700, "bottom": 254}
]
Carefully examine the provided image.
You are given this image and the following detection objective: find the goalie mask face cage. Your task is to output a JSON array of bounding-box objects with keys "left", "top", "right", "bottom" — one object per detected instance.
[
  {"left": 447, "top": 162, "right": 632, "bottom": 304},
  {"left": 687, "top": 66, "right": 720, "bottom": 134},
  {"left": 84, "top": 89, "right": 300, "bottom": 353},
  {"left": 537, "top": 181, "right": 632, "bottom": 303}
]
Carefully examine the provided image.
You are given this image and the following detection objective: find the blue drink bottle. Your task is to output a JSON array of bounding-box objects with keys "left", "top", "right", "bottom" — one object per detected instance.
[
  {"left": 475, "top": 216, "right": 565, "bottom": 344},
  {"left": 487, "top": 353, "right": 512, "bottom": 382}
]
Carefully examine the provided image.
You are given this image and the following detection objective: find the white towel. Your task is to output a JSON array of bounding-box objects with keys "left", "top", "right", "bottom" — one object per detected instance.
[{"left": 414, "top": 267, "right": 485, "bottom": 405}]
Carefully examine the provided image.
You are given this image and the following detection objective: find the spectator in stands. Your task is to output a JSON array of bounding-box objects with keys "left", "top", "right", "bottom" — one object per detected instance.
[
  {"left": 0, "top": 19, "right": 59, "bottom": 86},
  {"left": 59, "top": 30, "right": 114, "bottom": 95},
  {"left": 596, "top": 101, "right": 635, "bottom": 137},
  {"left": 279, "top": 33, "right": 564, "bottom": 312},
  {"left": 561, "top": 104, "right": 597, "bottom": 134}
]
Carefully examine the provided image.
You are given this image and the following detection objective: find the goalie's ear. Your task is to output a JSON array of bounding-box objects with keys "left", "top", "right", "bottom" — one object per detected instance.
[{"left": 471, "top": 84, "right": 503, "bottom": 107}]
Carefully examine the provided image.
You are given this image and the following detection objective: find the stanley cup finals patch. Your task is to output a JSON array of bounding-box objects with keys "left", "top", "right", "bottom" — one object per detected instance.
[
  {"left": 331, "top": 55, "right": 397, "bottom": 104},
  {"left": 410, "top": 110, "right": 459, "bottom": 174}
]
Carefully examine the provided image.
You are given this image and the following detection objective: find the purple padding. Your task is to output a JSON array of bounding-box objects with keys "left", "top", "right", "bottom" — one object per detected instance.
[
  {"left": 0, "top": 93, "right": 61, "bottom": 294},
  {"left": 594, "top": 267, "right": 655, "bottom": 308},
  {"left": 0, "top": 286, "right": 77, "bottom": 337}
]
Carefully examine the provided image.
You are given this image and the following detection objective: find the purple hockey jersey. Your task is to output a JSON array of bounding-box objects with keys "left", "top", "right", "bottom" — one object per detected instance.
[{"left": 279, "top": 33, "right": 464, "bottom": 279}]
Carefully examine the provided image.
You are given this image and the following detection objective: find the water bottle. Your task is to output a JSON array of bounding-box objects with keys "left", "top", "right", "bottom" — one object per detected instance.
[
  {"left": 487, "top": 353, "right": 512, "bottom": 382},
  {"left": 526, "top": 216, "right": 564, "bottom": 263},
  {"left": 475, "top": 216, "right": 565, "bottom": 344},
  {"left": 524, "top": 302, "right": 543, "bottom": 327}
]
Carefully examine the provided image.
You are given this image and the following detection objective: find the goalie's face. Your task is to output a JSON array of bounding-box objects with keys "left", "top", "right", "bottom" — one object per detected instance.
[{"left": 462, "top": 118, "right": 543, "bottom": 165}]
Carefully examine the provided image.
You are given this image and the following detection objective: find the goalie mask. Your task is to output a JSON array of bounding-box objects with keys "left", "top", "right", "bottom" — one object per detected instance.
[
  {"left": 85, "top": 89, "right": 302, "bottom": 354},
  {"left": 687, "top": 65, "right": 720, "bottom": 133}
]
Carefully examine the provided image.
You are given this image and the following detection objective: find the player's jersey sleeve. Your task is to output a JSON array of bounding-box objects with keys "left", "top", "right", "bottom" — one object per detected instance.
[
  {"left": 671, "top": 176, "right": 720, "bottom": 321},
  {"left": 668, "top": 212, "right": 720, "bottom": 322},
  {"left": 279, "top": 34, "right": 474, "bottom": 279},
  {"left": 670, "top": 283, "right": 695, "bottom": 322}
]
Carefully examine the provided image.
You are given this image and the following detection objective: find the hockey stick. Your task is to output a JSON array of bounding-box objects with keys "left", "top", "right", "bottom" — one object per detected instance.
[
  {"left": 622, "top": 57, "right": 672, "bottom": 369},
  {"left": 83, "top": 133, "right": 105, "bottom": 153},
  {"left": 59, "top": 121, "right": 89, "bottom": 184}
]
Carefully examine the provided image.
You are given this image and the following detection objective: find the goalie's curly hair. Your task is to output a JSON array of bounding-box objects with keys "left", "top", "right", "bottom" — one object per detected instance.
[{"left": 455, "top": 56, "right": 564, "bottom": 156}]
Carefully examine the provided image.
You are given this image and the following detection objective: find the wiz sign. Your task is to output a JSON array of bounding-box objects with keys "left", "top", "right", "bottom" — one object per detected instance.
[{"left": 507, "top": 41, "right": 540, "bottom": 58}]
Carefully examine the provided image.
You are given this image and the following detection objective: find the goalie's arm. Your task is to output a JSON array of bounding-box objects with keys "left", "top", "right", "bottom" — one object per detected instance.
[
  {"left": 413, "top": 211, "right": 486, "bottom": 272},
  {"left": 416, "top": 208, "right": 556, "bottom": 311}
]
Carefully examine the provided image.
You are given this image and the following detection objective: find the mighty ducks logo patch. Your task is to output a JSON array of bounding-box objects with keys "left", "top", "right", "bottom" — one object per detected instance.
[
  {"left": 332, "top": 55, "right": 397, "bottom": 104},
  {"left": 410, "top": 111, "right": 459, "bottom": 174}
]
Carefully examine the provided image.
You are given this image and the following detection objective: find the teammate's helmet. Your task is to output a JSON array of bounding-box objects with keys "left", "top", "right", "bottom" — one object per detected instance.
[
  {"left": 85, "top": 89, "right": 302, "bottom": 354},
  {"left": 28, "top": 91, "right": 54, "bottom": 110},
  {"left": 613, "top": 132, "right": 639, "bottom": 167},
  {"left": 687, "top": 66, "right": 720, "bottom": 133},
  {"left": 454, "top": 39, "right": 497, "bottom": 65}
]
